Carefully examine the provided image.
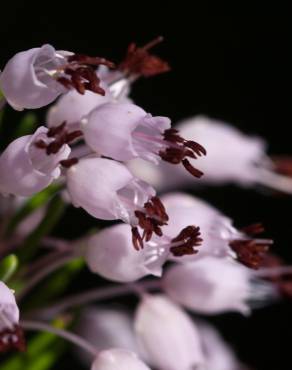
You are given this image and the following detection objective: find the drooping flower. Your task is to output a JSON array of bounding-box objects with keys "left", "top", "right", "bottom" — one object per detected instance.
[
  {"left": 81, "top": 102, "right": 206, "bottom": 177},
  {"left": 0, "top": 44, "right": 114, "bottom": 110},
  {"left": 161, "top": 192, "right": 272, "bottom": 268},
  {"left": 91, "top": 348, "right": 151, "bottom": 370},
  {"left": 0, "top": 125, "right": 71, "bottom": 196},
  {"left": 197, "top": 321, "right": 244, "bottom": 370},
  {"left": 47, "top": 89, "right": 111, "bottom": 130},
  {"left": 85, "top": 223, "right": 167, "bottom": 282},
  {"left": 0, "top": 281, "right": 25, "bottom": 353},
  {"left": 76, "top": 307, "right": 139, "bottom": 366},
  {"left": 162, "top": 256, "right": 276, "bottom": 315},
  {"left": 134, "top": 294, "right": 205, "bottom": 370},
  {"left": 134, "top": 115, "right": 292, "bottom": 193},
  {"left": 65, "top": 156, "right": 169, "bottom": 247}
]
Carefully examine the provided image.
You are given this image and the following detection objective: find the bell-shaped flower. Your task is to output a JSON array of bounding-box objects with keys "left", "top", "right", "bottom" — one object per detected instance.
[
  {"left": 66, "top": 157, "right": 170, "bottom": 247},
  {"left": 81, "top": 102, "right": 206, "bottom": 178},
  {"left": 0, "top": 44, "right": 114, "bottom": 110},
  {"left": 91, "top": 348, "right": 151, "bottom": 370},
  {"left": 76, "top": 307, "right": 139, "bottom": 366},
  {"left": 137, "top": 115, "right": 292, "bottom": 194},
  {"left": 134, "top": 294, "right": 205, "bottom": 370},
  {"left": 161, "top": 192, "right": 273, "bottom": 268},
  {"left": 47, "top": 89, "right": 111, "bottom": 130},
  {"left": 162, "top": 256, "right": 276, "bottom": 315},
  {"left": 0, "top": 126, "right": 70, "bottom": 196},
  {"left": 197, "top": 321, "right": 243, "bottom": 370},
  {"left": 85, "top": 223, "right": 167, "bottom": 282},
  {"left": 0, "top": 281, "right": 25, "bottom": 352}
]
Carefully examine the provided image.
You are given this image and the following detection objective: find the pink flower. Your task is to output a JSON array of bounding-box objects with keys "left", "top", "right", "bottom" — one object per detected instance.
[
  {"left": 0, "top": 126, "right": 70, "bottom": 196},
  {"left": 134, "top": 294, "right": 205, "bottom": 370},
  {"left": 81, "top": 102, "right": 206, "bottom": 177},
  {"left": 85, "top": 223, "right": 167, "bottom": 282},
  {"left": 0, "top": 45, "right": 114, "bottom": 110},
  {"left": 91, "top": 349, "right": 151, "bottom": 370},
  {"left": 162, "top": 256, "right": 275, "bottom": 315},
  {"left": 197, "top": 322, "right": 243, "bottom": 370},
  {"left": 66, "top": 157, "right": 169, "bottom": 247},
  {"left": 76, "top": 307, "right": 139, "bottom": 366},
  {"left": 161, "top": 192, "right": 272, "bottom": 268},
  {"left": 0, "top": 281, "right": 25, "bottom": 353},
  {"left": 134, "top": 115, "right": 292, "bottom": 194}
]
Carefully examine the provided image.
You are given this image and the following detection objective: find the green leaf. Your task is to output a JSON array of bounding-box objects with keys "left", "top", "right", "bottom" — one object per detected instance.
[
  {"left": 18, "top": 195, "right": 66, "bottom": 263},
  {"left": 5, "top": 183, "right": 62, "bottom": 237},
  {"left": 0, "top": 254, "right": 18, "bottom": 282},
  {"left": 14, "top": 112, "right": 38, "bottom": 138}
]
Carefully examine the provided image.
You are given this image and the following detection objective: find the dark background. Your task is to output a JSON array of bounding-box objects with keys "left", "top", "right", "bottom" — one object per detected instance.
[{"left": 1, "top": 3, "right": 292, "bottom": 370}]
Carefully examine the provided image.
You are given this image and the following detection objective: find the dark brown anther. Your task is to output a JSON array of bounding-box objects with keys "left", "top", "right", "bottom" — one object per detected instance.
[
  {"left": 241, "top": 223, "right": 265, "bottom": 235},
  {"left": 182, "top": 159, "right": 204, "bottom": 178},
  {"left": 0, "top": 325, "right": 26, "bottom": 353},
  {"left": 229, "top": 240, "right": 270, "bottom": 269},
  {"left": 65, "top": 130, "right": 83, "bottom": 143},
  {"left": 47, "top": 121, "right": 66, "bottom": 137},
  {"left": 60, "top": 158, "right": 79, "bottom": 168},
  {"left": 132, "top": 227, "right": 144, "bottom": 250},
  {"left": 57, "top": 53, "right": 115, "bottom": 96},
  {"left": 170, "top": 225, "right": 202, "bottom": 257},
  {"left": 119, "top": 36, "right": 170, "bottom": 78},
  {"left": 131, "top": 196, "right": 168, "bottom": 249},
  {"left": 35, "top": 139, "right": 47, "bottom": 149},
  {"left": 159, "top": 128, "right": 206, "bottom": 178}
]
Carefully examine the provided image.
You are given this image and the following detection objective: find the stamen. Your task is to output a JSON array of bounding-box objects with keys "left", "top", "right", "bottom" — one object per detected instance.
[
  {"left": 0, "top": 325, "right": 26, "bottom": 353},
  {"left": 35, "top": 122, "right": 83, "bottom": 155},
  {"left": 131, "top": 196, "right": 169, "bottom": 249},
  {"left": 230, "top": 240, "right": 270, "bottom": 269},
  {"left": 230, "top": 222, "right": 273, "bottom": 269},
  {"left": 60, "top": 158, "right": 79, "bottom": 168},
  {"left": 170, "top": 225, "right": 202, "bottom": 257},
  {"left": 55, "top": 53, "right": 115, "bottom": 95},
  {"left": 159, "top": 128, "right": 206, "bottom": 178},
  {"left": 119, "top": 36, "right": 170, "bottom": 78}
]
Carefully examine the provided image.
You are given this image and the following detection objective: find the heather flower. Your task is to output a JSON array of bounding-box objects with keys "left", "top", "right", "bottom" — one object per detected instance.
[
  {"left": 141, "top": 115, "right": 292, "bottom": 193},
  {"left": 85, "top": 223, "right": 167, "bottom": 282},
  {"left": 0, "top": 126, "right": 70, "bottom": 196},
  {"left": 81, "top": 102, "right": 206, "bottom": 177},
  {"left": 0, "top": 44, "right": 114, "bottom": 110},
  {"left": 162, "top": 256, "right": 276, "bottom": 315},
  {"left": 66, "top": 157, "right": 169, "bottom": 246},
  {"left": 0, "top": 281, "right": 25, "bottom": 353},
  {"left": 76, "top": 307, "right": 138, "bottom": 366},
  {"left": 197, "top": 321, "right": 243, "bottom": 370},
  {"left": 91, "top": 348, "right": 151, "bottom": 370},
  {"left": 161, "top": 192, "right": 272, "bottom": 268},
  {"left": 134, "top": 294, "right": 205, "bottom": 370}
]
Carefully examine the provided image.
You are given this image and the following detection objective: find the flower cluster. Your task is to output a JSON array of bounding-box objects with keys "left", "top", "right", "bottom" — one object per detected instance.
[{"left": 0, "top": 39, "right": 291, "bottom": 370}]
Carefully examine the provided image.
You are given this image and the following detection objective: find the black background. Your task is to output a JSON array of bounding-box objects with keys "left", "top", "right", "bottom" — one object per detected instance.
[{"left": 1, "top": 3, "right": 292, "bottom": 370}]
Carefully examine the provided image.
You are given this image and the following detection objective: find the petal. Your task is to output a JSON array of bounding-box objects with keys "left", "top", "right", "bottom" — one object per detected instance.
[
  {"left": 91, "top": 349, "right": 151, "bottom": 370},
  {"left": 66, "top": 157, "right": 134, "bottom": 220},
  {"left": 162, "top": 257, "right": 251, "bottom": 314},
  {"left": 47, "top": 88, "right": 110, "bottom": 129},
  {"left": 0, "top": 281, "right": 19, "bottom": 331},
  {"left": 82, "top": 102, "right": 147, "bottom": 161},
  {"left": 134, "top": 295, "right": 204, "bottom": 370},
  {"left": 0, "top": 134, "right": 59, "bottom": 196},
  {"left": 0, "top": 45, "right": 63, "bottom": 110},
  {"left": 76, "top": 307, "right": 138, "bottom": 366}
]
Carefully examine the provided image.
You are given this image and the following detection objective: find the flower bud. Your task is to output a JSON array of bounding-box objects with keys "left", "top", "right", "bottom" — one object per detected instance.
[
  {"left": 134, "top": 295, "right": 204, "bottom": 370},
  {"left": 91, "top": 349, "right": 151, "bottom": 370}
]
